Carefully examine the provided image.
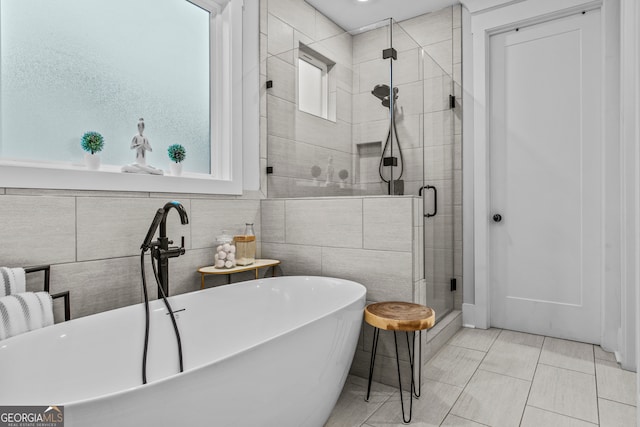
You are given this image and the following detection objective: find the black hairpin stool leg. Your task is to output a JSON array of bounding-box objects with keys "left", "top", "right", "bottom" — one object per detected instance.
[
  {"left": 394, "top": 331, "right": 417, "bottom": 424},
  {"left": 365, "top": 327, "right": 380, "bottom": 401},
  {"left": 405, "top": 331, "right": 422, "bottom": 398}
]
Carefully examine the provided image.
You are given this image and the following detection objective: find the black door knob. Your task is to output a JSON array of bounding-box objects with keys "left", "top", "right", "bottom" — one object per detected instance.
[{"left": 493, "top": 214, "right": 502, "bottom": 222}]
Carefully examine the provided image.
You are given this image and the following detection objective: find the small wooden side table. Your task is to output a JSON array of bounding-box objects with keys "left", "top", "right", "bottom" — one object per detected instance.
[
  {"left": 364, "top": 302, "right": 435, "bottom": 424},
  {"left": 198, "top": 259, "right": 281, "bottom": 289}
]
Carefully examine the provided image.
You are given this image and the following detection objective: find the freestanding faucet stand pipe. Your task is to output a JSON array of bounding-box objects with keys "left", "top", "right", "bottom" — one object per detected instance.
[{"left": 153, "top": 201, "right": 189, "bottom": 297}]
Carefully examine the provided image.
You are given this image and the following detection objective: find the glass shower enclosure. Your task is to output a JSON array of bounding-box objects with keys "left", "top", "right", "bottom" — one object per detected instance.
[{"left": 265, "top": 16, "right": 456, "bottom": 323}]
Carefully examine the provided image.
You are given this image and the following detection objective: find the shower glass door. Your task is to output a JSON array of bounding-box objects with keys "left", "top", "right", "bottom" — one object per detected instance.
[
  {"left": 424, "top": 46, "right": 455, "bottom": 322},
  {"left": 391, "top": 20, "right": 456, "bottom": 322}
]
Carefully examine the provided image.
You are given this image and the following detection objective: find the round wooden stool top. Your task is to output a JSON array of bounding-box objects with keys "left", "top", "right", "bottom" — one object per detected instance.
[{"left": 365, "top": 302, "right": 435, "bottom": 332}]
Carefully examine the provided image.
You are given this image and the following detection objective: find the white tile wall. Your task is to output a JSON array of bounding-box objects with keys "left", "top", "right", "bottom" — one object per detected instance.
[
  {"left": 363, "top": 197, "right": 413, "bottom": 251},
  {"left": 1, "top": 191, "right": 264, "bottom": 320},
  {"left": 398, "top": 147, "right": 425, "bottom": 183},
  {"left": 76, "top": 197, "right": 192, "bottom": 261},
  {"left": 285, "top": 198, "right": 362, "bottom": 247},
  {"left": 358, "top": 50, "right": 420, "bottom": 91},
  {"left": 0, "top": 195, "right": 76, "bottom": 266},
  {"left": 424, "top": 110, "right": 453, "bottom": 147},
  {"left": 396, "top": 81, "right": 426, "bottom": 119},
  {"left": 453, "top": 4, "right": 462, "bottom": 29},
  {"left": 53, "top": 256, "right": 143, "bottom": 319},
  {"left": 261, "top": 242, "right": 322, "bottom": 275},
  {"left": 267, "top": 135, "right": 352, "bottom": 180},
  {"left": 260, "top": 0, "right": 268, "bottom": 34},
  {"left": 315, "top": 10, "right": 343, "bottom": 41},
  {"left": 266, "top": 55, "right": 295, "bottom": 103},
  {"left": 311, "top": 32, "right": 353, "bottom": 69},
  {"left": 352, "top": 92, "right": 389, "bottom": 124},
  {"left": 336, "top": 88, "right": 352, "bottom": 124},
  {"left": 413, "top": 224, "right": 425, "bottom": 281},
  {"left": 267, "top": 14, "right": 294, "bottom": 62},
  {"left": 322, "top": 246, "right": 413, "bottom": 299},
  {"left": 268, "top": 0, "right": 316, "bottom": 39},
  {"left": 190, "top": 199, "right": 261, "bottom": 249},
  {"left": 261, "top": 199, "right": 285, "bottom": 243},
  {"left": 261, "top": 196, "right": 420, "bottom": 303},
  {"left": 424, "top": 39, "right": 454, "bottom": 76},
  {"left": 424, "top": 75, "right": 450, "bottom": 113},
  {"left": 353, "top": 119, "right": 386, "bottom": 147},
  {"left": 267, "top": 94, "right": 296, "bottom": 140},
  {"left": 353, "top": 25, "right": 389, "bottom": 65},
  {"left": 333, "top": 63, "right": 354, "bottom": 93},
  {"left": 293, "top": 111, "right": 352, "bottom": 152},
  {"left": 398, "top": 7, "right": 453, "bottom": 48}
]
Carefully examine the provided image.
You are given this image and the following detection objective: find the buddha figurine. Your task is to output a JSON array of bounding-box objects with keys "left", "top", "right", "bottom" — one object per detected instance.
[{"left": 121, "top": 118, "right": 164, "bottom": 175}]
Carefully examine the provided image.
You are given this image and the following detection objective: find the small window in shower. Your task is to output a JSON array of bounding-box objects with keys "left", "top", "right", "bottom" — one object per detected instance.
[{"left": 297, "top": 44, "right": 336, "bottom": 121}]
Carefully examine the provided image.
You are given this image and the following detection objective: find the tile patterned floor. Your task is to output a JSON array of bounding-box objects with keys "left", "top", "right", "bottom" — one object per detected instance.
[{"left": 325, "top": 328, "right": 637, "bottom": 426}]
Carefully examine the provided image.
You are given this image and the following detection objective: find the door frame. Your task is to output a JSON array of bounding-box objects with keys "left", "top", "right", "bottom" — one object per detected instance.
[{"left": 461, "top": 0, "right": 624, "bottom": 357}]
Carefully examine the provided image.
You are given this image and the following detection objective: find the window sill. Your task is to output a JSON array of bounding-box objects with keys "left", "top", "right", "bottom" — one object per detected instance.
[{"left": 0, "top": 160, "right": 242, "bottom": 195}]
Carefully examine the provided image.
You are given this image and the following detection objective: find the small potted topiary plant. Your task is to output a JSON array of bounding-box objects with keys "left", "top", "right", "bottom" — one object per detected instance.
[
  {"left": 167, "top": 144, "right": 186, "bottom": 176},
  {"left": 81, "top": 131, "right": 104, "bottom": 170}
]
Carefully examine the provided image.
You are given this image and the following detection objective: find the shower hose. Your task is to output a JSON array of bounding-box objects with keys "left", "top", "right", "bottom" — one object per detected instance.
[
  {"left": 139, "top": 249, "right": 184, "bottom": 385},
  {"left": 378, "top": 104, "right": 405, "bottom": 185}
]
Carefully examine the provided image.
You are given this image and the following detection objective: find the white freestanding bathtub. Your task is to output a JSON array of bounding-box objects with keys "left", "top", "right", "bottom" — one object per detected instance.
[{"left": 0, "top": 276, "right": 366, "bottom": 426}]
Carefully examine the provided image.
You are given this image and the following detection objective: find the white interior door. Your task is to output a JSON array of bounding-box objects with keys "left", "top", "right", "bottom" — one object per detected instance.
[{"left": 489, "top": 10, "right": 603, "bottom": 343}]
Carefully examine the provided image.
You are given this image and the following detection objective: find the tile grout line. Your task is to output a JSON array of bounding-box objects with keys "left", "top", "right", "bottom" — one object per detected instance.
[
  {"left": 525, "top": 403, "right": 599, "bottom": 425},
  {"left": 536, "top": 361, "right": 596, "bottom": 377},
  {"left": 518, "top": 336, "right": 545, "bottom": 426},
  {"left": 473, "top": 367, "right": 535, "bottom": 384},
  {"left": 593, "top": 345, "right": 601, "bottom": 426},
  {"left": 360, "top": 385, "right": 396, "bottom": 426},
  {"left": 597, "top": 396, "right": 637, "bottom": 408},
  {"left": 74, "top": 196, "right": 78, "bottom": 263},
  {"left": 442, "top": 414, "right": 493, "bottom": 426},
  {"left": 361, "top": 198, "right": 364, "bottom": 250},
  {"left": 436, "top": 329, "right": 499, "bottom": 425}
]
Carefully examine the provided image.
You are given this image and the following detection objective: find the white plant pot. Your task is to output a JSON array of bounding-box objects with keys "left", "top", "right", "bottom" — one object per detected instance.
[
  {"left": 84, "top": 153, "right": 101, "bottom": 170},
  {"left": 170, "top": 162, "right": 183, "bottom": 177}
]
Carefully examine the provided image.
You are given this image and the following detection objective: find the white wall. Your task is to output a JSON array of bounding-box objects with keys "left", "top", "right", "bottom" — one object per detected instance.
[
  {"left": 619, "top": 0, "right": 640, "bottom": 375},
  {"left": 460, "top": 0, "right": 635, "bottom": 371},
  {"left": 242, "top": 0, "right": 262, "bottom": 192}
]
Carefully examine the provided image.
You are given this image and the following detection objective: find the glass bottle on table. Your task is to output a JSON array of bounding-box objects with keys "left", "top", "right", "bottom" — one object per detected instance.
[{"left": 235, "top": 223, "right": 256, "bottom": 266}]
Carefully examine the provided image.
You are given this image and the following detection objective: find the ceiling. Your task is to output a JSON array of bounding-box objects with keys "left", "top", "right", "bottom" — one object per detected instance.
[{"left": 304, "top": 0, "right": 461, "bottom": 32}]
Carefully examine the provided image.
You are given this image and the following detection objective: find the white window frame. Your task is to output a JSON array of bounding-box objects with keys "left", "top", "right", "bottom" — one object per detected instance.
[
  {"left": 0, "top": 0, "right": 243, "bottom": 195},
  {"left": 297, "top": 44, "right": 335, "bottom": 121},
  {"left": 298, "top": 55, "right": 328, "bottom": 119}
]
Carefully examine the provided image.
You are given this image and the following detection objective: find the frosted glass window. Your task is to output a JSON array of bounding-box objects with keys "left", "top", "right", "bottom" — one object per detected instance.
[
  {"left": 298, "top": 58, "right": 324, "bottom": 118},
  {"left": 0, "top": 0, "right": 211, "bottom": 174}
]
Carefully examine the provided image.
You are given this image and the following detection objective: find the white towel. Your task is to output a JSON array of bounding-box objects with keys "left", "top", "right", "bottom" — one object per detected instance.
[
  {"left": 0, "top": 292, "right": 54, "bottom": 341},
  {"left": 0, "top": 267, "right": 26, "bottom": 298}
]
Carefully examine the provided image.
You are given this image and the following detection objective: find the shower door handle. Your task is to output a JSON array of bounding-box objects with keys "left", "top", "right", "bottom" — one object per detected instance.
[{"left": 419, "top": 185, "right": 437, "bottom": 218}]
